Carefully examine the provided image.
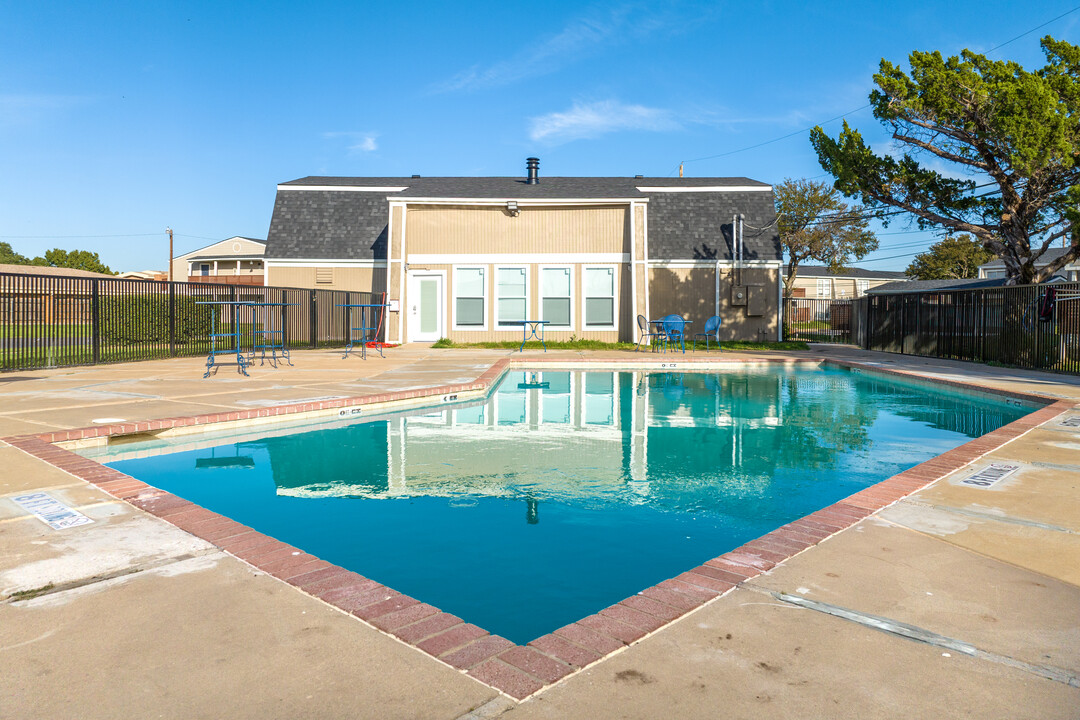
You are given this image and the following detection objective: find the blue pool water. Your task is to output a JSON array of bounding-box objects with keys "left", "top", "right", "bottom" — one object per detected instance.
[{"left": 102, "top": 366, "right": 1030, "bottom": 643}]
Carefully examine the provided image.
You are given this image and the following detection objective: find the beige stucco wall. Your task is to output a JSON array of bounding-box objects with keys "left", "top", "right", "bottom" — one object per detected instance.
[
  {"left": 648, "top": 266, "right": 780, "bottom": 343},
  {"left": 405, "top": 205, "right": 628, "bottom": 255},
  {"left": 173, "top": 237, "right": 265, "bottom": 280},
  {"left": 264, "top": 266, "right": 385, "bottom": 293},
  {"left": 789, "top": 275, "right": 899, "bottom": 299},
  {"left": 408, "top": 262, "right": 633, "bottom": 343}
]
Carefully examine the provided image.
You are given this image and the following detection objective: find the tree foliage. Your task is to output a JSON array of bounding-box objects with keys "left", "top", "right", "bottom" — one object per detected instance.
[
  {"left": 906, "top": 234, "right": 994, "bottom": 280},
  {"left": 0, "top": 241, "right": 32, "bottom": 266},
  {"left": 811, "top": 36, "right": 1080, "bottom": 285},
  {"left": 775, "top": 178, "right": 878, "bottom": 296},
  {"left": 0, "top": 242, "right": 115, "bottom": 274}
]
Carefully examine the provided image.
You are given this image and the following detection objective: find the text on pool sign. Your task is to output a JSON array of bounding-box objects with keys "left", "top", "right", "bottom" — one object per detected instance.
[
  {"left": 11, "top": 492, "right": 94, "bottom": 530},
  {"left": 960, "top": 463, "right": 1020, "bottom": 489}
]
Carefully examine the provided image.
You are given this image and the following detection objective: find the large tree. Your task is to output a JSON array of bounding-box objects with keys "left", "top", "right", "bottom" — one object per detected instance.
[
  {"left": 811, "top": 36, "right": 1080, "bottom": 285},
  {"left": 775, "top": 178, "right": 878, "bottom": 297},
  {"left": 32, "top": 249, "right": 115, "bottom": 275},
  {"left": 906, "top": 234, "right": 994, "bottom": 280}
]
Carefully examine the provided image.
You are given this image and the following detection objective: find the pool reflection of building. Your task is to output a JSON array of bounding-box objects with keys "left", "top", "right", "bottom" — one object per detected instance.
[{"left": 267, "top": 370, "right": 791, "bottom": 507}]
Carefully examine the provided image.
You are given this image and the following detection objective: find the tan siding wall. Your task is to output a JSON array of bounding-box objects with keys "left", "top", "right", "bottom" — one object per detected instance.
[
  {"left": 648, "top": 267, "right": 780, "bottom": 342},
  {"left": 405, "top": 205, "right": 628, "bottom": 255},
  {"left": 265, "top": 266, "right": 385, "bottom": 293},
  {"left": 417, "top": 262, "right": 633, "bottom": 343},
  {"left": 633, "top": 204, "right": 647, "bottom": 327},
  {"left": 790, "top": 275, "right": 901, "bottom": 298},
  {"left": 387, "top": 205, "right": 404, "bottom": 342},
  {"left": 174, "top": 238, "right": 265, "bottom": 280}
]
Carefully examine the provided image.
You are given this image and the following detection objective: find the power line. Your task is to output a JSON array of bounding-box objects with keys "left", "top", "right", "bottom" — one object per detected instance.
[
  {"left": 0, "top": 233, "right": 160, "bottom": 239},
  {"left": 670, "top": 5, "right": 1080, "bottom": 175},
  {"left": 984, "top": 4, "right": 1080, "bottom": 54}
]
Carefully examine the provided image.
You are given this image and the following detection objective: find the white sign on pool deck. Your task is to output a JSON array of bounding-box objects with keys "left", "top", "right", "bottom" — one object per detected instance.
[
  {"left": 12, "top": 492, "right": 94, "bottom": 530},
  {"left": 960, "top": 463, "right": 1020, "bottom": 489}
]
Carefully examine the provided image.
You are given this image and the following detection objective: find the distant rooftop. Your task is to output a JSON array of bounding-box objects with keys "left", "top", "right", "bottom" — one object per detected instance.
[
  {"left": 784, "top": 265, "right": 908, "bottom": 280},
  {"left": 0, "top": 263, "right": 116, "bottom": 279}
]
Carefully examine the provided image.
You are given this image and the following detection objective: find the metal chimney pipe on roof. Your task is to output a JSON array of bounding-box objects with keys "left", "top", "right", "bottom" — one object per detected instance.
[{"left": 526, "top": 157, "right": 540, "bottom": 184}]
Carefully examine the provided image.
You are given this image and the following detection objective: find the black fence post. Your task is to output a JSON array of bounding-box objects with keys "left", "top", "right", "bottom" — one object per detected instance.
[
  {"left": 310, "top": 289, "right": 318, "bottom": 348},
  {"left": 168, "top": 281, "right": 177, "bottom": 357},
  {"left": 91, "top": 279, "right": 101, "bottom": 365}
]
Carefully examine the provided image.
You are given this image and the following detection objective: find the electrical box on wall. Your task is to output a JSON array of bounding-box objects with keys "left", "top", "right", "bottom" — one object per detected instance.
[
  {"left": 731, "top": 286, "right": 748, "bottom": 306},
  {"left": 746, "top": 284, "right": 767, "bottom": 317}
]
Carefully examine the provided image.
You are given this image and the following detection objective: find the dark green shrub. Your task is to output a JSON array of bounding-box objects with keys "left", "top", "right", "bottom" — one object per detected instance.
[{"left": 100, "top": 295, "right": 212, "bottom": 344}]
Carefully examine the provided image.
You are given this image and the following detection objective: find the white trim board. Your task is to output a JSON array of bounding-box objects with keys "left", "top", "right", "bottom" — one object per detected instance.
[
  {"left": 277, "top": 185, "right": 409, "bottom": 192},
  {"left": 264, "top": 259, "right": 387, "bottom": 268},
  {"left": 635, "top": 186, "right": 772, "bottom": 193},
  {"left": 408, "top": 253, "right": 629, "bottom": 264},
  {"left": 396, "top": 198, "right": 645, "bottom": 206}
]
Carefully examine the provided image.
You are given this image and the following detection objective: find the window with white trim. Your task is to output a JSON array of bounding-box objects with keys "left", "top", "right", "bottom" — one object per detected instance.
[
  {"left": 856, "top": 279, "right": 869, "bottom": 296},
  {"left": 816, "top": 278, "right": 830, "bottom": 297},
  {"left": 584, "top": 266, "right": 616, "bottom": 328},
  {"left": 540, "top": 266, "right": 572, "bottom": 329},
  {"left": 496, "top": 267, "right": 527, "bottom": 327},
  {"left": 454, "top": 267, "right": 486, "bottom": 329}
]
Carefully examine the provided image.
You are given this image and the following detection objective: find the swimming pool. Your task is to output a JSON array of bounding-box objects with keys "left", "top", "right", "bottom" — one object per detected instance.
[{"left": 99, "top": 365, "right": 1031, "bottom": 644}]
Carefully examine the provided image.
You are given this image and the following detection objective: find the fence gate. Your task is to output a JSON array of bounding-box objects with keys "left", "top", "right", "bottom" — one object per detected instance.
[{"left": 783, "top": 297, "right": 854, "bottom": 344}]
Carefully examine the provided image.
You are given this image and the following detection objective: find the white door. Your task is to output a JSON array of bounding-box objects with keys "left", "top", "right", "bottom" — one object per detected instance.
[{"left": 407, "top": 272, "right": 444, "bottom": 342}]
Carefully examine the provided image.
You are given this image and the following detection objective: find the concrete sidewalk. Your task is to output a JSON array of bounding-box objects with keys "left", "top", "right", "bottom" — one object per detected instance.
[{"left": 1, "top": 346, "right": 1078, "bottom": 718}]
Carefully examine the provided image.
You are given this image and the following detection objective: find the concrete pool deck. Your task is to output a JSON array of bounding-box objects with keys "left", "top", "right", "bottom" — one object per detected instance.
[{"left": 1, "top": 345, "right": 1078, "bottom": 718}]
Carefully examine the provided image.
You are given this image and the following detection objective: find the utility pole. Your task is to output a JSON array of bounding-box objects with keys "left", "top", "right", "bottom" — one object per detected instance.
[{"left": 167, "top": 227, "right": 173, "bottom": 282}]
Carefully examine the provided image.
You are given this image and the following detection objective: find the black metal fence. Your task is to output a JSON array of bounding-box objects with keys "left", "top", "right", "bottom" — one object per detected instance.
[
  {"left": 783, "top": 297, "right": 854, "bottom": 343},
  {"left": 0, "top": 272, "right": 384, "bottom": 370},
  {"left": 866, "top": 281, "right": 1080, "bottom": 373}
]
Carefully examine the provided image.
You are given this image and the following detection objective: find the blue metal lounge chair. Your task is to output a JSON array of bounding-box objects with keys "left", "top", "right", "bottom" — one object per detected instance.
[
  {"left": 636, "top": 314, "right": 665, "bottom": 352},
  {"left": 692, "top": 315, "right": 723, "bottom": 352},
  {"left": 661, "top": 314, "right": 689, "bottom": 353}
]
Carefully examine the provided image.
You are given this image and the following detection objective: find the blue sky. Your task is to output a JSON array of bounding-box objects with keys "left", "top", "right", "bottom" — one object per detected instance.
[{"left": 1, "top": 1, "right": 1078, "bottom": 273}]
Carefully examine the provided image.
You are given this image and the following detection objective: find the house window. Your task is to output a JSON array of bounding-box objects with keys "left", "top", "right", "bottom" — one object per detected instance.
[
  {"left": 496, "top": 267, "right": 527, "bottom": 327},
  {"left": 540, "top": 266, "right": 572, "bottom": 329},
  {"left": 856, "top": 279, "right": 869, "bottom": 296},
  {"left": 816, "top": 278, "right": 830, "bottom": 297},
  {"left": 454, "top": 267, "right": 486, "bottom": 329},
  {"left": 200, "top": 263, "right": 210, "bottom": 277},
  {"left": 315, "top": 268, "right": 333, "bottom": 285},
  {"left": 584, "top": 266, "right": 616, "bottom": 328}
]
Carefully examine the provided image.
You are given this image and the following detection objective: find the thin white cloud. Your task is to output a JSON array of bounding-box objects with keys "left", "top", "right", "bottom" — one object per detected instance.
[
  {"left": 0, "top": 94, "right": 86, "bottom": 127},
  {"left": 323, "top": 131, "right": 379, "bottom": 154},
  {"left": 529, "top": 100, "right": 681, "bottom": 143},
  {"left": 434, "top": 2, "right": 715, "bottom": 93}
]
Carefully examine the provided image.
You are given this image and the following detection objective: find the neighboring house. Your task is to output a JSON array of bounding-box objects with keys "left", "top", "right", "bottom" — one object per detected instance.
[
  {"left": 171, "top": 237, "right": 266, "bottom": 285},
  {"left": 117, "top": 270, "right": 167, "bottom": 281},
  {"left": 0, "top": 263, "right": 117, "bottom": 325},
  {"left": 978, "top": 247, "right": 1080, "bottom": 281},
  {"left": 263, "top": 159, "right": 783, "bottom": 344},
  {"left": 784, "top": 266, "right": 908, "bottom": 298}
]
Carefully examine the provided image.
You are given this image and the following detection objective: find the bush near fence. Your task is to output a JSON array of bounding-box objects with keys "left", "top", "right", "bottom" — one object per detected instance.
[{"left": 100, "top": 295, "right": 213, "bottom": 345}]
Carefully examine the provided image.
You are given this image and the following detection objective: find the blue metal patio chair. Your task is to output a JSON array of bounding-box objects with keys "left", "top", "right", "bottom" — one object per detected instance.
[
  {"left": 692, "top": 315, "right": 723, "bottom": 352},
  {"left": 660, "top": 314, "right": 689, "bottom": 353},
  {"left": 636, "top": 314, "right": 665, "bottom": 352}
]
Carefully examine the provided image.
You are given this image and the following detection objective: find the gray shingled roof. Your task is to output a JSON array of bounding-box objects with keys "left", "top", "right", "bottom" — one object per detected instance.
[
  {"left": 784, "top": 266, "right": 909, "bottom": 280},
  {"left": 978, "top": 247, "right": 1073, "bottom": 269},
  {"left": 266, "top": 176, "right": 779, "bottom": 261},
  {"left": 867, "top": 277, "right": 1008, "bottom": 294}
]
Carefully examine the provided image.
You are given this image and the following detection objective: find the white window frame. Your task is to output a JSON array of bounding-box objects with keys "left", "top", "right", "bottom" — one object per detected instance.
[
  {"left": 538, "top": 264, "right": 575, "bottom": 331},
  {"left": 856, "top": 279, "right": 869, "bottom": 296},
  {"left": 816, "top": 278, "right": 831, "bottom": 297},
  {"left": 494, "top": 265, "right": 530, "bottom": 329},
  {"left": 452, "top": 265, "right": 488, "bottom": 332},
  {"left": 582, "top": 264, "right": 619, "bottom": 331}
]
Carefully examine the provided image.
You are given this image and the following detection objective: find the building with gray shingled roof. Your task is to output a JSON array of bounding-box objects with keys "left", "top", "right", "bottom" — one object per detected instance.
[{"left": 264, "top": 159, "right": 783, "bottom": 344}]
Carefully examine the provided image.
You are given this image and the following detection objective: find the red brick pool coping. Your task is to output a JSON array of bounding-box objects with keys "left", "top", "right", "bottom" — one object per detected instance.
[{"left": 3, "top": 355, "right": 1074, "bottom": 700}]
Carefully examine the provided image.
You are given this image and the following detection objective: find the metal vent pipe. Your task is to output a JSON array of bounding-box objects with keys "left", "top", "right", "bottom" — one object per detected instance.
[{"left": 526, "top": 157, "right": 540, "bottom": 184}]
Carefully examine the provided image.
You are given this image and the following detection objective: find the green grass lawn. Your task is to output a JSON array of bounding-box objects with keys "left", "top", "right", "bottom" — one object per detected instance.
[{"left": 0, "top": 323, "right": 92, "bottom": 339}]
